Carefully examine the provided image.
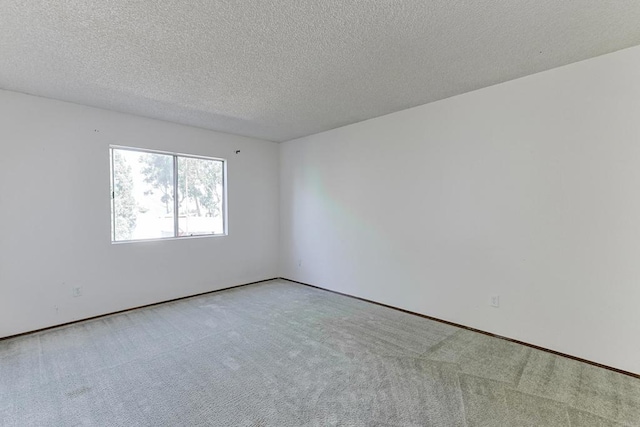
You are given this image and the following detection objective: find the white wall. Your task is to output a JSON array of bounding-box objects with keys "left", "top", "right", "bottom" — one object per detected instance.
[
  {"left": 279, "top": 45, "right": 640, "bottom": 374},
  {"left": 0, "top": 90, "right": 279, "bottom": 338}
]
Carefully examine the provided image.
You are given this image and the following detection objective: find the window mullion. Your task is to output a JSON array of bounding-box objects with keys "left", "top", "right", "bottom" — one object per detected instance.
[{"left": 173, "top": 155, "right": 179, "bottom": 237}]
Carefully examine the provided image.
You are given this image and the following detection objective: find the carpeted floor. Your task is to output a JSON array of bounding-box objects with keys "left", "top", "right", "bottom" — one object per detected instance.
[{"left": 1, "top": 280, "right": 638, "bottom": 426}]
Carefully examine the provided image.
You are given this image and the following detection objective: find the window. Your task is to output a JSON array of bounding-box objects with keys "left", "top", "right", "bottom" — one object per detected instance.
[{"left": 110, "top": 146, "right": 226, "bottom": 242}]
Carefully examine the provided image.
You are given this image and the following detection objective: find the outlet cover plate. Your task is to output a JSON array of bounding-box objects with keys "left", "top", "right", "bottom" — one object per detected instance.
[{"left": 491, "top": 295, "right": 500, "bottom": 308}]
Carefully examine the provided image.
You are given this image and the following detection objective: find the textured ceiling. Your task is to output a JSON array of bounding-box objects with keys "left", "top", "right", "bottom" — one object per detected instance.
[{"left": 2, "top": 1, "right": 640, "bottom": 142}]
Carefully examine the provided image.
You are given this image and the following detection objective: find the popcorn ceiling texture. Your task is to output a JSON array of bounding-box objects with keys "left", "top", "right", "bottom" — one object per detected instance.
[{"left": 1, "top": 1, "right": 640, "bottom": 142}]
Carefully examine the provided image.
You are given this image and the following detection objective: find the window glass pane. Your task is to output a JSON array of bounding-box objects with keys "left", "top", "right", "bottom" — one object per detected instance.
[
  {"left": 177, "top": 156, "right": 224, "bottom": 236},
  {"left": 111, "top": 149, "right": 175, "bottom": 241}
]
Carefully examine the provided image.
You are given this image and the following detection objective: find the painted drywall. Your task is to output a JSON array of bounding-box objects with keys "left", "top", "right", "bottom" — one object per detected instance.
[
  {"left": 279, "top": 45, "right": 640, "bottom": 374},
  {"left": 0, "top": 90, "right": 279, "bottom": 338}
]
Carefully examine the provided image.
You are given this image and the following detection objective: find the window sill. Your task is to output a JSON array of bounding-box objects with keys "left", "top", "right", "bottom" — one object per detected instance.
[{"left": 111, "top": 233, "right": 228, "bottom": 244}]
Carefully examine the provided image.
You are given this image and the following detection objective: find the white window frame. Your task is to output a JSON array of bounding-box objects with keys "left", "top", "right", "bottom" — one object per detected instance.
[{"left": 110, "top": 145, "right": 228, "bottom": 243}]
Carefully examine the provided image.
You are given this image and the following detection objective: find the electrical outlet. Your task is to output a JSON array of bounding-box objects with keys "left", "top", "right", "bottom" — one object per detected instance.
[
  {"left": 72, "top": 286, "right": 83, "bottom": 297},
  {"left": 490, "top": 295, "right": 500, "bottom": 308}
]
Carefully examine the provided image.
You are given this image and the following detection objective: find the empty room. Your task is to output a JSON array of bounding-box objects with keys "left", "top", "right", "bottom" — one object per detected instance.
[{"left": 1, "top": 1, "right": 640, "bottom": 426}]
